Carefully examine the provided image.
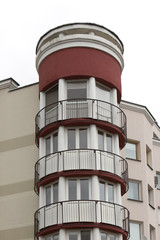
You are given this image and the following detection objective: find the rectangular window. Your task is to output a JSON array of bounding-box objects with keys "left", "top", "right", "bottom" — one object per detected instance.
[
  {"left": 128, "top": 181, "right": 140, "bottom": 201},
  {"left": 150, "top": 225, "right": 155, "bottom": 240},
  {"left": 69, "top": 232, "right": 78, "bottom": 240},
  {"left": 46, "top": 137, "right": 51, "bottom": 155},
  {"left": 53, "top": 133, "right": 58, "bottom": 153},
  {"left": 68, "top": 129, "right": 76, "bottom": 149},
  {"left": 109, "top": 235, "right": 116, "bottom": 240},
  {"left": 108, "top": 184, "right": 114, "bottom": 202},
  {"left": 46, "top": 186, "right": 51, "bottom": 205},
  {"left": 156, "top": 173, "right": 160, "bottom": 189},
  {"left": 148, "top": 185, "right": 154, "bottom": 207},
  {"left": 130, "top": 222, "right": 141, "bottom": 240},
  {"left": 80, "top": 179, "right": 89, "bottom": 200},
  {"left": 81, "top": 231, "right": 90, "bottom": 240},
  {"left": 45, "top": 237, "right": 52, "bottom": 240},
  {"left": 106, "top": 135, "right": 112, "bottom": 152},
  {"left": 53, "top": 183, "right": 58, "bottom": 203},
  {"left": 53, "top": 235, "right": 59, "bottom": 240},
  {"left": 79, "top": 129, "right": 87, "bottom": 149},
  {"left": 69, "top": 180, "right": 77, "bottom": 200},
  {"left": 100, "top": 182, "right": 105, "bottom": 201},
  {"left": 98, "top": 131, "right": 104, "bottom": 150},
  {"left": 158, "top": 208, "right": 160, "bottom": 224},
  {"left": 146, "top": 145, "right": 152, "bottom": 167},
  {"left": 67, "top": 82, "right": 87, "bottom": 100},
  {"left": 101, "top": 233, "right": 107, "bottom": 240},
  {"left": 125, "top": 141, "right": 138, "bottom": 160}
]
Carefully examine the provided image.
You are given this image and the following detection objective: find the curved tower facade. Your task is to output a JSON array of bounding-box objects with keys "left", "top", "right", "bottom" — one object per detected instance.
[{"left": 34, "top": 23, "right": 129, "bottom": 240}]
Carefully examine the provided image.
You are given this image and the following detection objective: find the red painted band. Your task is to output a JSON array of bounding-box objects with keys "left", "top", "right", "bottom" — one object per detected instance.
[{"left": 38, "top": 47, "right": 122, "bottom": 102}]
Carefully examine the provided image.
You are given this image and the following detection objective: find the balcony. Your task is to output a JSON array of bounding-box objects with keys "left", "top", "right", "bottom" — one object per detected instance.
[
  {"left": 34, "top": 149, "right": 128, "bottom": 194},
  {"left": 35, "top": 99, "right": 127, "bottom": 147},
  {"left": 34, "top": 200, "right": 129, "bottom": 239}
]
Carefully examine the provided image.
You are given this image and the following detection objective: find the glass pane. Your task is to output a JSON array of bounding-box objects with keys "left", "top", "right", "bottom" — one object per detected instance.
[
  {"left": 53, "top": 235, "right": 59, "bottom": 240},
  {"left": 101, "top": 233, "right": 107, "bottom": 240},
  {"left": 67, "top": 82, "right": 86, "bottom": 100},
  {"left": 128, "top": 182, "right": 139, "bottom": 200},
  {"left": 69, "top": 180, "right": 77, "bottom": 200},
  {"left": 130, "top": 223, "right": 141, "bottom": 240},
  {"left": 98, "top": 131, "right": 104, "bottom": 150},
  {"left": 126, "top": 142, "right": 137, "bottom": 159},
  {"left": 69, "top": 232, "right": 78, "bottom": 240},
  {"left": 46, "top": 85, "right": 58, "bottom": 106},
  {"left": 157, "top": 174, "right": 160, "bottom": 189},
  {"left": 46, "top": 186, "right": 51, "bottom": 205},
  {"left": 53, "top": 183, "right": 58, "bottom": 203},
  {"left": 79, "top": 129, "right": 87, "bottom": 148},
  {"left": 106, "top": 135, "right": 112, "bottom": 152},
  {"left": 109, "top": 234, "right": 116, "bottom": 240},
  {"left": 108, "top": 184, "right": 114, "bottom": 202},
  {"left": 46, "top": 137, "right": 51, "bottom": 155},
  {"left": 96, "top": 84, "right": 110, "bottom": 102},
  {"left": 68, "top": 129, "right": 76, "bottom": 149},
  {"left": 81, "top": 231, "right": 90, "bottom": 240},
  {"left": 100, "top": 182, "right": 105, "bottom": 201},
  {"left": 158, "top": 209, "right": 160, "bottom": 224},
  {"left": 53, "top": 133, "right": 58, "bottom": 153},
  {"left": 45, "top": 237, "right": 52, "bottom": 240},
  {"left": 80, "top": 179, "right": 89, "bottom": 200}
]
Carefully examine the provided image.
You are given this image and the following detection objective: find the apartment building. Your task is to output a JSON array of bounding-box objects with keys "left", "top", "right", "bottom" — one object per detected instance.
[{"left": 0, "top": 23, "right": 159, "bottom": 240}]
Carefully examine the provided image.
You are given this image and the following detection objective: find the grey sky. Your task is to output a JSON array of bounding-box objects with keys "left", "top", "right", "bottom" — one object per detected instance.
[{"left": 1, "top": 0, "right": 160, "bottom": 123}]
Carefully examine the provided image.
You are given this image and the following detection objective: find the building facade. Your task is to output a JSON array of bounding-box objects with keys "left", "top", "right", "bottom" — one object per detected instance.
[{"left": 0, "top": 23, "right": 159, "bottom": 240}]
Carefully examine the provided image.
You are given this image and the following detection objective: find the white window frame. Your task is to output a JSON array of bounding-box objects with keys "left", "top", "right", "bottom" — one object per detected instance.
[
  {"left": 68, "top": 230, "right": 91, "bottom": 240},
  {"left": 99, "top": 180, "right": 115, "bottom": 202},
  {"left": 98, "top": 129, "right": 113, "bottom": 152},
  {"left": 45, "top": 131, "right": 58, "bottom": 155},
  {"left": 67, "top": 80, "right": 88, "bottom": 100},
  {"left": 67, "top": 178, "right": 90, "bottom": 200},
  {"left": 101, "top": 232, "right": 116, "bottom": 240},
  {"left": 127, "top": 180, "right": 141, "bottom": 201},
  {"left": 45, "top": 233, "right": 59, "bottom": 240},
  {"left": 130, "top": 222, "right": 141, "bottom": 240},
  {"left": 67, "top": 127, "right": 89, "bottom": 150},
  {"left": 156, "top": 173, "right": 160, "bottom": 189},
  {"left": 125, "top": 141, "right": 139, "bottom": 160},
  {"left": 45, "top": 182, "right": 59, "bottom": 205}
]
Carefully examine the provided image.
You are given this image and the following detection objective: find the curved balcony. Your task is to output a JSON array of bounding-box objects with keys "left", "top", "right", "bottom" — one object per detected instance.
[
  {"left": 35, "top": 99, "right": 127, "bottom": 147},
  {"left": 34, "top": 149, "right": 128, "bottom": 195},
  {"left": 34, "top": 200, "right": 129, "bottom": 239}
]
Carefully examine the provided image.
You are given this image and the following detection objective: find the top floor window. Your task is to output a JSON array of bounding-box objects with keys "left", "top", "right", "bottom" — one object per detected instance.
[{"left": 67, "top": 82, "right": 87, "bottom": 100}]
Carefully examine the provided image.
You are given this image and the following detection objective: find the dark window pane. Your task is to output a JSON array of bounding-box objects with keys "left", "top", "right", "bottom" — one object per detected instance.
[
  {"left": 100, "top": 182, "right": 105, "bottom": 201},
  {"left": 46, "top": 137, "right": 51, "bottom": 155},
  {"left": 79, "top": 129, "right": 87, "bottom": 148},
  {"left": 53, "top": 183, "right": 58, "bottom": 203},
  {"left": 53, "top": 133, "right": 58, "bottom": 153},
  {"left": 69, "top": 233, "right": 78, "bottom": 240},
  {"left": 80, "top": 179, "right": 89, "bottom": 200},
  {"left": 46, "top": 186, "right": 51, "bottom": 205},
  {"left": 69, "top": 180, "right": 77, "bottom": 200},
  {"left": 98, "top": 131, "right": 104, "bottom": 150},
  {"left": 101, "top": 233, "right": 107, "bottom": 240},
  {"left": 68, "top": 88, "right": 86, "bottom": 99},
  {"left": 68, "top": 129, "right": 76, "bottom": 149},
  {"left": 81, "top": 231, "right": 90, "bottom": 240},
  {"left": 108, "top": 184, "right": 114, "bottom": 202}
]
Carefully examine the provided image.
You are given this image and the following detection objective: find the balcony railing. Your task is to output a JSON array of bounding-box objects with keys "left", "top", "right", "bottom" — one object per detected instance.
[
  {"left": 34, "top": 200, "right": 129, "bottom": 238},
  {"left": 34, "top": 149, "right": 128, "bottom": 194},
  {"left": 35, "top": 99, "right": 127, "bottom": 143}
]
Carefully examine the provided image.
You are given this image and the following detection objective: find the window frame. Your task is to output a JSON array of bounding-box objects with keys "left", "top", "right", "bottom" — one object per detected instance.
[
  {"left": 98, "top": 130, "right": 113, "bottom": 152},
  {"left": 127, "top": 180, "right": 142, "bottom": 201},
  {"left": 129, "top": 222, "right": 141, "bottom": 240},
  {"left": 68, "top": 178, "right": 90, "bottom": 201},
  {"left": 67, "top": 127, "right": 88, "bottom": 150},
  {"left": 125, "top": 140, "right": 139, "bottom": 160},
  {"left": 67, "top": 81, "right": 87, "bottom": 100},
  {"left": 148, "top": 185, "right": 154, "bottom": 208},
  {"left": 45, "top": 182, "right": 59, "bottom": 205},
  {"left": 45, "top": 131, "right": 58, "bottom": 155},
  {"left": 156, "top": 173, "right": 160, "bottom": 189},
  {"left": 68, "top": 230, "right": 91, "bottom": 240},
  {"left": 99, "top": 180, "right": 115, "bottom": 202}
]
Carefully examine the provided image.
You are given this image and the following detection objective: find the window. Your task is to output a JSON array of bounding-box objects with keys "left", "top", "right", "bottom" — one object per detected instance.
[
  {"left": 125, "top": 141, "right": 138, "bottom": 160},
  {"left": 127, "top": 181, "right": 141, "bottom": 201},
  {"left": 69, "top": 230, "right": 90, "bottom": 240},
  {"left": 101, "top": 232, "right": 116, "bottom": 240},
  {"left": 130, "top": 222, "right": 141, "bottom": 240},
  {"left": 68, "top": 179, "right": 89, "bottom": 200},
  {"left": 146, "top": 145, "right": 152, "bottom": 167},
  {"left": 150, "top": 225, "right": 155, "bottom": 240},
  {"left": 45, "top": 85, "right": 58, "bottom": 125},
  {"left": 148, "top": 185, "right": 154, "bottom": 207},
  {"left": 98, "top": 131, "right": 112, "bottom": 152},
  {"left": 67, "top": 82, "right": 87, "bottom": 100},
  {"left": 45, "top": 183, "right": 58, "bottom": 205},
  {"left": 156, "top": 173, "right": 160, "bottom": 189},
  {"left": 99, "top": 181, "right": 114, "bottom": 202},
  {"left": 45, "top": 234, "right": 59, "bottom": 240},
  {"left": 158, "top": 208, "right": 160, "bottom": 224},
  {"left": 45, "top": 132, "right": 58, "bottom": 155},
  {"left": 68, "top": 128, "right": 88, "bottom": 150}
]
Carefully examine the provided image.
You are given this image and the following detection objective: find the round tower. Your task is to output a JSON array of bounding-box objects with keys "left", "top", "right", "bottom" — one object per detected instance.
[{"left": 34, "top": 23, "right": 129, "bottom": 240}]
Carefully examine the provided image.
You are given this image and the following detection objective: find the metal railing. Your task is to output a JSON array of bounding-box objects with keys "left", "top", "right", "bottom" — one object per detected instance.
[
  {"left": 34, "top": 149, "right": 128, "bottom": 194},
  {"left": 34, "top": 200, "right": 130, "bottom": 238},
  {"left": 35, "top": 99, "right": 127, "bottom": 144}
]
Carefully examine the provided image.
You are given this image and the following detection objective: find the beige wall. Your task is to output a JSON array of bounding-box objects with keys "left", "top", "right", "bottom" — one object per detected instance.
[
  {"left": 121, "top": 102, "right": 160, "bottom": 239},
  {"left": 0, "top": 83, "right": 39, "bottom": 239}
]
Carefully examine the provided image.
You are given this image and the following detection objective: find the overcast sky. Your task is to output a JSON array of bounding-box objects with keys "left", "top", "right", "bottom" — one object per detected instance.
[{"left": 1, "top": 0, "right": 160, "bottom": 124}]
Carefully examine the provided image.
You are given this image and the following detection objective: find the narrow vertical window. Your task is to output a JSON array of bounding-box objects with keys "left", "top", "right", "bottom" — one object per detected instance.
[
  {"left": 46, "top": 186, "right": 51, "bottom": 205},
  {"left": 80, "top": 179, "right": 89, "bottom": 200},
  {"left": 81, "top": 231, "right": 90, "bottom": 240},
  {"left": 108, "top": 184, "right": 114, "bottom": 202},
  {"left": 46, "top": 137, "right": 51, "bottom": 155},
  {"left": 101, "top": 233, "right": 107, "bottom": 240},
  {"left": 69, "top": 180, "right": 77, "bottom": 200},
  {"left": 130, "top": 222, "right": 141, "bottom": 240},
  {"left": 100, "top": 182, "right": 105, "bottom": 201},
  {"left": 106, "top": 135, "right": 112, "bottom": 152},
  {"left": 68, "top": 129, "right": 76, "bottom": 149},
  {"left": 79, "top": 129, "right": 87, "bottom": 148},
  {"left": 53, "top": 183, "right": 58, "bottom": 203},
  {"left": 98, "top": 131, "right": 104, "bottom": 150},
  {"left": 158, "top": 208, "right": 160, "bottom": 224},
  {"left": 53, "top": 132, "right": 58, "bottom": 153}
]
